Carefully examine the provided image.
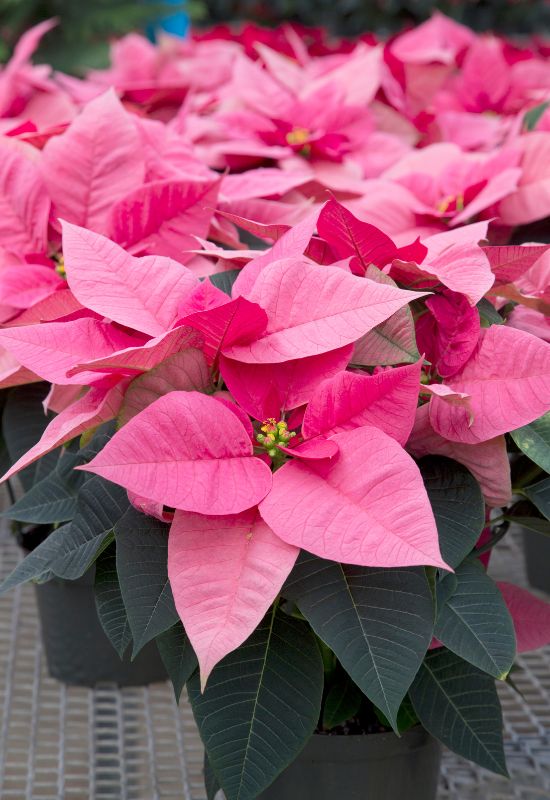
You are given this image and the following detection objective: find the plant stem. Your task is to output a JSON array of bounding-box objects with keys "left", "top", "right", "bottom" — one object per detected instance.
[{"left": 475, "top": 521, "right": 510, "bottom": 557}]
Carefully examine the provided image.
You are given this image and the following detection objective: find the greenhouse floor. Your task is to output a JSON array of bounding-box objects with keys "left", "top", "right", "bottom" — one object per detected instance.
[{"left": 1, "top": 525, "right": 550, "bottom": 800}]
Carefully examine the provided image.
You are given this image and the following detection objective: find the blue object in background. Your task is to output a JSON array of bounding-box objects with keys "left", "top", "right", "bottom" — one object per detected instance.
[{"left": 146, "top": 0, "right": 189, "bottom": 40}]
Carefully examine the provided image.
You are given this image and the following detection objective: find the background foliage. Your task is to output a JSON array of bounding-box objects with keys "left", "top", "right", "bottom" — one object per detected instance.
[
  {"left": 205, "top": 0, "right": 550, "bottom": 36},
  {"left": 0, "top": 0, "right": 204, "bottom": 72}
]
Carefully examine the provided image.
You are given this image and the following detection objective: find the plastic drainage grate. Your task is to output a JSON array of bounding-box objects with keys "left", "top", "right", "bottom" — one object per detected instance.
[{"left": 1, "top": 524, "right": 550, "bottom": 800}]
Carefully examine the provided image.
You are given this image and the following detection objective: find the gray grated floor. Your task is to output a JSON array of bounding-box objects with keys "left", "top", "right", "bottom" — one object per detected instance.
[{"left": 1, "top": 524, "right": 550, "bottom": 799}]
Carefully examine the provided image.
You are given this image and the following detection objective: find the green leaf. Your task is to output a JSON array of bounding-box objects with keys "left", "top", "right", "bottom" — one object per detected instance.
[
  {"left": 418, "top": 456, "right": 485, "bottom": 569},
  {"left": 322, "top": 673, "right": 363, "bottom": 730},
  {"left": 435, "top": 571, "right": 458, "bottom": 609},
  {"left": 156, "top": 622, "right": 197, "bottom": 702},
  {"left": 204, "top": 753, "right": 221, "bottom": 800},
  {"left": 0, "top": 476, "right": 130, "bottom": 594},
  {"left": 503, "top": 515, "right": 550, "bottom": 536},
  {"left": 511, "top": 412, "right": 550, "bottom": 473},
  {"left": 434, "top": 560, "right": 516, "bottom": 679},
  {"left": 207, "top": 269, "right": 240, "bottom": 296},
  {"left": 94, "top": 542, "right": 131, "bottom": 658},
  {"left": 4, "top": 451, "right": 87, "bottom": 523},
  {"left": 284, "top": 553, "right": 433, "bottom": 729},
  {"left": 115, "top": 507, "right": 179, "bottom": 657},
  {"left": 410, "top": 649, "right": 508, "bottom": 776},
  {"left": 4, "top": 426, "right": 115, "bottom": 524},
  {"left": 352, "top": 265, "right": 420, "bottom": 365},
  {"left": 524, "top": 101, "right": 550, "bottom": 131},
  {"left": 373, "top": 695, "right": 419, "bottom": 734},
  {"left": 188, "top": 606, "right": 323, "bottom": 800},
  {"left": 477, "top": 298, "right": 503, "bottom": 326},
  {"left": 523, "top": 476, "right": 550, "bottom": 521},
  {"left": 2, "top": 383, "right": 58, "bottom": 490}
]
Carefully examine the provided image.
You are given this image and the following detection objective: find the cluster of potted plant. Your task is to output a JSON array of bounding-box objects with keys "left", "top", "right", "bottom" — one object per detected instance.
[{"left": 1, "top": 13, "right": 550, "bottom": 800}]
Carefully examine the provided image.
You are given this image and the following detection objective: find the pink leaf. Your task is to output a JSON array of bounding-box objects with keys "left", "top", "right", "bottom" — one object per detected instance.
[
  {"left": 216, "top": 210, "right": 290, "bottom": 243},
  {"left": 168, "top": 508, "right": 298, "bottom": 686},
  {"left": 220, "top": 168, "right": 310, "bottom": 202},
  {"left": 302, "top": 360, "right": 421, "bottom": 445},
  {"left": 128, "top": 492, "right": 173, "bottom": 523},
  {"left": 482, "top": 244, "right": 550, "bottom": 288},
  {"left": 352, "top": 265, "right": 420, "bottom": 366},
  {"left": 417, "top": 222, "right": 493, "bottom": 305},
  {"left": 0, "top": 318, "right": 140, "bottom": 385},
  {"left": 82, "top": 391, "right": 273, "bottom": 515},
  {"left": 10, "top": 289, "right": 85, "bottom": 326},
  {"left": 2, "top": 382, "right": 125, "bottom": 482},
  {"left": 260, "top": 426, "right": 447, "bottom": 569},
  {"left": 317, "top": 199, "right": 427, "bottom": 273},
  {"left": 0, "top": 141, "right": 50, "bottom": 255},
  {"left": 429, "top": 326, "right": 550, "bottom": 443},
  {"left": 109, "top": 177, "right": 219, "bottom": 260},
  {"left": 6, "top": 19, "right": 58, "bottom": 68},
  {"left": 212, "top": 392, "right": 254, "bottom": 438},
  {"left": 499, "top": 133, "right": 550, "bottom": 226},
  {"left": 226, "top": 259, "right": 425, "bottom": 363},
  {"left": 219, "top": 346, "right": 353, "bottom": 421},
  {"left": 0, "top": 348, "right": 39, "bottom": 389},
  {"left": 279, "top": 436, "right": 339, "bottom": 461},
  {"left": 497, "top": 582, "right": 550, "bottom": 653},
  {"left": 0, "top": 264, "right": 64, "bottom": 309},
  {"left": 62, "top": 222, "right": 199, "bottom": 337},
  {"left": 407, "top": 404, "right": 511, "bottom": 507},
  {"left": 66, "top": 326, "right": 202, "bottom": 378},
  {"left": 232, "top": 209, "right": 320, "bottom": 298},
  {"left": 118, "top": 349, "right": 211, "bottom": 425},
  {"left": 41, "top": 90, "right": 144, "bottom": 233},
  {"left": 43, "top": 384, "right": 83, "bottom": 414},
  {"left": 177, "top": 280, "right": 228, "bottom": 318},
  {"left": 182, "top": 296, "right": 268, "bottom": 365},
  {"left": 422, "top": 290, "right": 481, "bottom": 378}
]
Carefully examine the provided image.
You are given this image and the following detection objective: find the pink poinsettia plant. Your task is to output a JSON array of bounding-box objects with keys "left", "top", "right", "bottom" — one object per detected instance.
[{"left": 1, "top": 16, "right": 550, "bottom": 800}]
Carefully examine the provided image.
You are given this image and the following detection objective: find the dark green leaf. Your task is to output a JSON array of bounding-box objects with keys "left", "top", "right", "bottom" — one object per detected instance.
[
  {"left": 477, "top": 298, "right": 503, "bottom": 326},
  {"left": 419, "top": 456, "right": 485, "bottom": 569},
  {"left": 204, "top": 753, "right": 221, "bottom": 800},
  {"left": 434, "top": 559, "right": 516, "bottom": 679},
  {"left": 207, "top": 269, "right": 240, "bottom": 296},
  {"left": 94, "top": 542, "right": 131, "bottom": 658},
  {"left": 373, "top": 695, "right": 419, "bottom": 734},
  {"left": 523, "top": 476, "right": 550, "bottom": 521},
  {"left": 504, "top": 515, "right": 550, "bottom": 536},
  {"left": 435, "top": 571, "right": 458, "bottom": 609},
  {"left": 3, "top": 426, "right": 115, "bottom": 524},
  {"left": 4, "top": 451, "right": 87, "bottom": 523},
  {"left": 2, "top": 384, "right": 58, "bottom": 490},
  {"left": 322, "top": 674, "right": 363, "bottom": 730},
  {"left": 156, "top": 623, "right": 197, "bottom": 702},
  {"left": 524, "top": 101, "right": 550, "bottom": 131},
  {"left": 0, "top": 476, "right": 130, "bottom": 594},
  {"left": 511, "top": 412, "right": 550, "bottom": 473},
  {"left": 284, "top": 553, "right": 433, "bottom": 729},
  {"left": 115, "top": 507, "right": 179, "bottom": 657},
  {"left": 188, "top": 606, "right": 323, "bottom": 800},
  {"left": 410, "top": 649, "right": 508, "bottom": 776}
]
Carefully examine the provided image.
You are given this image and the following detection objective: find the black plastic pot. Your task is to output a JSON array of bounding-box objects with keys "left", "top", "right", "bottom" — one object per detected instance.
[
  {"left": 523, "top": 529, "right": 550, "bottom": 594},
  {"left": 257, "top": 728, "right": 441, "bottom": 800},
  {"left": 33, "top": 566, "right": 167, "bottom": 687}
]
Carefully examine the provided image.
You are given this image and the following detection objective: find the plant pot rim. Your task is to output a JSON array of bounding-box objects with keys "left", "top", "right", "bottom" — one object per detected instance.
[{"left": 306, "top": 725, "right": 432, "bottom": 760}]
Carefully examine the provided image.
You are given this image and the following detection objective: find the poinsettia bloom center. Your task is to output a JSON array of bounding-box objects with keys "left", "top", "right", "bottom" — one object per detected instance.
[
  {"left": 437, "top": 193, "right": 465, "bottom": 214},
  {"left": 285, "top": 127, "right": 310, "bottom": 147},
  {"left": 256, "top": 418, "right": 296, "bottom": 458},
  {"left": 54, "top": 255, "right": 66, "bottom": 278}
]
